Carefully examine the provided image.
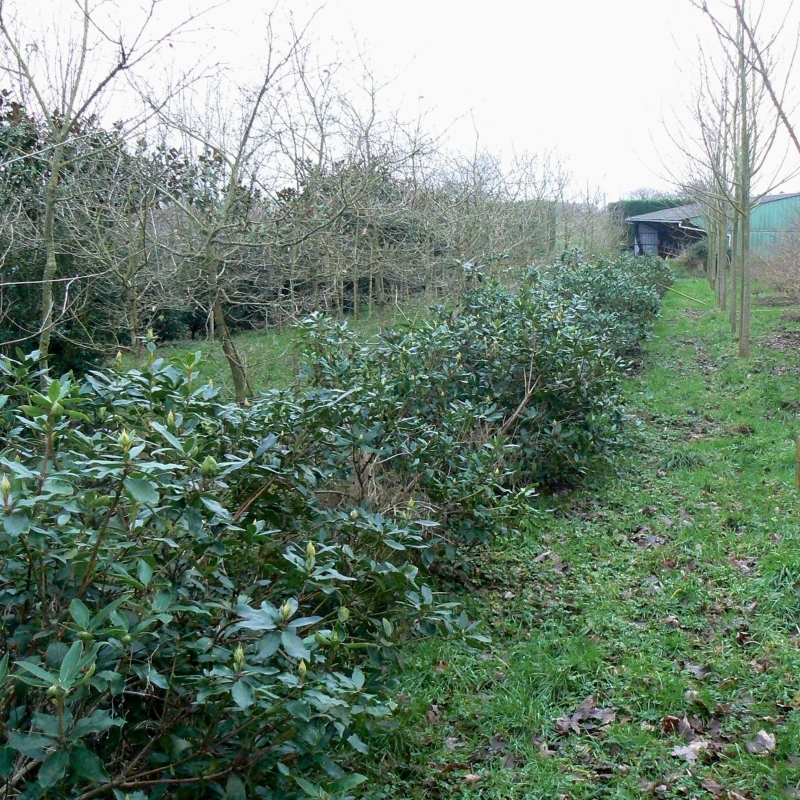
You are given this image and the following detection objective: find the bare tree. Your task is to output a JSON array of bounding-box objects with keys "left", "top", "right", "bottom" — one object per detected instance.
[{"left": 0, "top": 0, "right": 204, "bottom": 376}]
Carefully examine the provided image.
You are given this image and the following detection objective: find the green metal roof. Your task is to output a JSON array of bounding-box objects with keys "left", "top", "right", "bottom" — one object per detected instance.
[
  {"left": 625, "top": 203, "right": 704, "bottom": 224},
  {"left": 626, "top": 193, "right": 800, "bottom": 254}
]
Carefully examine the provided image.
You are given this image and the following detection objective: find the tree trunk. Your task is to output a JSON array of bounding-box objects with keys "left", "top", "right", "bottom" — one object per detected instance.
[
  {"left": 717, "top": 209, "right": 727, "bottom": 312},
  {"left": 206, "top": 243, "right": 249, "bottom": 405},
  {"left": 730, "top": 208, "right": 739, "bottom": 333},
  {"left": 738, "top": 201, "right": 751, "bottom": 357},
  {"left": 737, "top": 13, "right": 751, "bottom": 358},
  {"left": 38, "top": 141, "right": 65, "bottom": 379}
]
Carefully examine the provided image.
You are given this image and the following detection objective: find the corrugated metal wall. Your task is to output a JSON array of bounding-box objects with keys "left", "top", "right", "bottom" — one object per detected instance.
[{"left": 750, "top": 195, "right": 800, "bottom": 253}]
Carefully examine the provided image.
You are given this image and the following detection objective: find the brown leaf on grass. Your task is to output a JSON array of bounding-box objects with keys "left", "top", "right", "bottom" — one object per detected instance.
[
  {"left": 426, "top": 704, "right": 440, "bottom": 723},
  {"left": 745, "top": 729, "right": 776, "bottom": 755},
  {"left": 469, "top": 733, "right": 507, "bottom": 764},
  {"left": 638, "top": 534, "right": 666, "bottom": 549},
  {"left": 729, "top": 556, "right": 757, "bottom": 574},
  {"left": 683, "top": 661, "right": 711, "bottom": 679},
  {"left": 501, "top": 752, "right": 518, "bottom": 770},
  {"left": 592, "top": 707, "right": 616, "bottom": 725},
  {"left": 671, "top": 739, "right": 709, "bottom": 762},
  {"left": 463, "top": 773, "right": 483, "bottom": 785},
  {"left": 444, "top": 737, "right": 465, "bottom": 751},
  {"left": 700, "top": 777, "right": 725, "bottom": 796},
  {"left": 662, "top": 715, "right": 681, "bottom": 733},
  {"left": 537, "top": 740, "right": 557, "bottom": 758},
  {"left": 554, "top": 696, "right": 615, "bottom": 735}
]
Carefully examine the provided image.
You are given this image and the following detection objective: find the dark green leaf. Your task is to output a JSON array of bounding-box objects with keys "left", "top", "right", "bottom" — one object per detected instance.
[
  {"left": 70, "top": 598, "right": 91, "bottom": 628},
  {"left": 0, "top": 745, "right": 14, "bottom": 779},
  {"left": 225, "top": 774, "right": 247, "bottom": 800},
  {"left": 59, "top": 641, "right": 83, "bottom": 683},
  {"left": 73, "top": 710, "right": 121, "bottom": 738},
  {"left": 124, "top": 478, "right": 159, "bottom": 505},
  {"left": 281, "top": 630, "right": 310, "bottom": 660},
  {"left": 347, "top": 733, "right": 369, "bottom": 754},
  {"left": 37, "top": 749, "right": 69, "bottom": 788},
  {"left": 231, "top": 679, "right": 254, "bottom": 709},
  {"left": 136, "top": 559, "right": 153, "bottom": 586},
  {"left": 7, "top": 731, "right": 52, "bottom": 759},
  {"left": 3, "top": 512, "right": 30, "bottom": 537},
  {"left": 333, "top": 774, "right": 368, "bottom": 792},
  {"left": 70, "top": 746, "right": 109, "bottom": 784}
]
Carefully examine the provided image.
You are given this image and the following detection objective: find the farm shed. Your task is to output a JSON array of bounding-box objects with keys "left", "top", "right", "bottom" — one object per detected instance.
[
  {"left": 626, "top": 203, "right": 705, "bottom": 257},
  {"left": 626, "top": 193, "right": 800, "bottom": 257}
]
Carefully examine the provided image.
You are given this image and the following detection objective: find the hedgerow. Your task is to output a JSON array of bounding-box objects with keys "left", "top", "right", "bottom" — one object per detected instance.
[{"left": 0, "top": 254, "right": 671, "bottom": 799}]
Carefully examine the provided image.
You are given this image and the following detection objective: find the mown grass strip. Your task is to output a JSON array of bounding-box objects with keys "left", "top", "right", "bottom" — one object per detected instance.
[{"left": 373, "top": 278, "right": 800, "bottom": 800}]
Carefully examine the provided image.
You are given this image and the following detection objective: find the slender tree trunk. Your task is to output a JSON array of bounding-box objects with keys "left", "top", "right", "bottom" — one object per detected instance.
[
  {"left": 738, "top": 200, "right": 751, "bottom": 357},
  {"left": 38, "top": 141, "right": 65, "bottom": 379},
  {"left": 737, "top": 9, "right": 751, "bottom": 358},
  {"left": 717, "top": 208, "right": 727, "bottom": 312},
  {"left": 731, "top": 208, "right": 739, "bottom": 332},
  {"left": 205, "top": 243, "right": 248, "bottom": 405},
  {"left": 128, "top": 280, "right": 140, "bottom": 363}
]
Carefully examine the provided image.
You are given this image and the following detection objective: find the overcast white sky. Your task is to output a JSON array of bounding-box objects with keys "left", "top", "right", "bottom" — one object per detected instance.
[
  {"left": 173, "top": 0, "right": 799, "bottom": 201},
  {"left": 10, "top": 0, "right": 800, "bottom": 201}
]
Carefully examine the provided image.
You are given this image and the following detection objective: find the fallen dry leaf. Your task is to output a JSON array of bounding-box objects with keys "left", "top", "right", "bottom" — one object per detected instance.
[
  {"left": 554, "top": 696, "right": 615, "bottom": 735},
  {"left": 745, "top": 729, "right": 776, "bottom": 755},
  {"left": 683, "top": 661, "right": 711, "bottom": 679},
  {"left": 444, "top": 737, "right": 465, "bottom": 751},
  {"left": 700, "top": 776, "right": 725, "bottom": 797},
  {"left": 537, "top": 740, "right": 557, "bottom": 758},
  {"left": 671, "top": 739, "right": 708, "bottom": 763},
  {"left": 463, "top": 773, "right": 483, "bottom": 785}
]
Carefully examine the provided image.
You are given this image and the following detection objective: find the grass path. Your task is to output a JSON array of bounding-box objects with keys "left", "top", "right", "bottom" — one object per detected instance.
[{"left": 373, "top": 279, "right": 800, "bottom": 799}]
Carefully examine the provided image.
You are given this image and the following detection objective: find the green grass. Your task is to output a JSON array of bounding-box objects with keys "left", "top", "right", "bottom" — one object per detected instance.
[
  {"left": 367, "top": 278, "right": 800, "bottom": 799},
  {"left": 124, "top": 301, "right": 432, "bottom": 396}
]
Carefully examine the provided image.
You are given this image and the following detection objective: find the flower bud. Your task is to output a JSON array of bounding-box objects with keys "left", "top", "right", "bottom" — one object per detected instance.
[
  {"left": 167, "top": 410, "right": 175, "bottom": 427},
  {"left": 83, "top": 662, "right": 96, "bottom": 680},
  {"left": 1, "top": 474, "right": 11, "bottom": 503},
  {"left": 118, "top": 430, "right": 134, "bottom": 451},
  {"left": 350, "top": 509, "right": 359, "bottom": 520},
  {"left": 337, "top": 607, "right": 350, "bottom": 624},
  {"left": 199, "top": 455, "right": 218, "bottom": 477},
  {"left": 298, "top": 660, "right": 307, "bottom": 680},
  {"left": 306, "top": 541, "right": 316, "bottom": 571},
  {"left": 50, "top": 401, "right": 64, "bottom": 418},
  {"left": 280, "top": 600, "right": 294, "bottom": 622},
  {"left": 115, "top": 350, "right": 123, "bottom": 369},
  {"left": 233, "top": 644, "right": 245, "bottom": 672}
]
